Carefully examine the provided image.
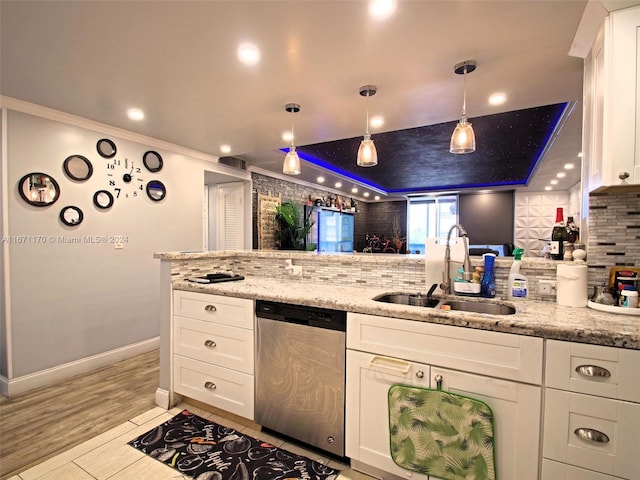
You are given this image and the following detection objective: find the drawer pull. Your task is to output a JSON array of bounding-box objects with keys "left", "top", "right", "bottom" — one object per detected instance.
[
  {"left": 204, "top": 340, "right": 217, "bottom": 348},
  {"left": 369, "top": 355, "right": 411, "bottom": 374},
  {"left": 204, "top": 381, "right": 217, "bottom": 390},
  {"left": 575, "top": 365, "right": 611, "bottom": 378},
  {"left": 415, "top": 370, "right": 425, "bottom": 379},
  {"left": 204, "top": 305, "right": 217, "bottom": 312},
  {"left": 574, "top": 428, "right": 609, "bottom": 444}
]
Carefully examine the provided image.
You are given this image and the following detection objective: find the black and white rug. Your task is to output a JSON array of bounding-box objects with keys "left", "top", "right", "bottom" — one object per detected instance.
[{"left": 128, "top": 410, "right": 341, "bottom": 480}]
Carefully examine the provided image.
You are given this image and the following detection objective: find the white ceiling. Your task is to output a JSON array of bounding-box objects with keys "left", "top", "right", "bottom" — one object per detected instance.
[{"left": 0, "top": 0, "right": 623, "bottom": 199}]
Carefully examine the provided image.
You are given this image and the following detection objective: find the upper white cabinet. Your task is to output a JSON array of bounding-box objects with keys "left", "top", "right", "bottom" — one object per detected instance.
[{"left": 583, "top": 6, "right": 640, "bottom": 192}]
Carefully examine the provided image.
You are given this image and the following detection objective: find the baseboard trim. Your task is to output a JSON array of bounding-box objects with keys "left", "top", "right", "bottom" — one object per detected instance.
[{"left": 2, "top": 337, "right": 159, "bottom": 397}]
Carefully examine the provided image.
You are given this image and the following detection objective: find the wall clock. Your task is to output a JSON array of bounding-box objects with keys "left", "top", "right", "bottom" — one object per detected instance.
[
  {"left": 146, "top": 180, "right": 166, "bottom": 202},
  {"left": 106, "top": 157, "right": 144, "bottom": 199},
  {"left": 63, "top": 155, "right": 93, "bottom": 181},
  {"left": 93, "top": 190, "right": 114, "bottom": 209},
  {"left": 18, "top": 172, "right": 60, "bottom": 206},
  {"left": 59, "top": 205, "right": 84, "bottom": 226},
  {"left": 143, "top": 151, "right": 163, "bottom": 173},
  {"left": 97, "top": 138, "right": 117, "bottom": 159}
]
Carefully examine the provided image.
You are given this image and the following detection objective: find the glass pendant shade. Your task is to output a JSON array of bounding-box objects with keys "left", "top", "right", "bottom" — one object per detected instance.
[
  {"left": 357, "top": 134, "right": 378, "bottom": 166},
  {"left": 283, "top": 146, "right": 301, "bottom": 175},
  {"left": 449, "top": 116, "right": 476, "bottom": 154}
]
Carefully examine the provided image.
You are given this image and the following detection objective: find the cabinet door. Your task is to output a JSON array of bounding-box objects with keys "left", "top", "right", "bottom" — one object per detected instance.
[
  {"left": 345, "top": 349, "right": 430, "bottom": 479},
  {"left": 542, "top": 459, "right": 619, "bottom": 480},
  {"left": 431, "top": 367, "right": 541, "bottom": 480},
  {"left": 603, "top": 6, "right": 640, "bottom": 186},
  {"left": 543, "top": 388, "right": 640, "bottom": 479}
]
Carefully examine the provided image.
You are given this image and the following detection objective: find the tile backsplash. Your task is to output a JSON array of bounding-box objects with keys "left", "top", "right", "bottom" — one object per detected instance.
[{"left": 588, "top": 191, "right": 640, "bottom": 286}]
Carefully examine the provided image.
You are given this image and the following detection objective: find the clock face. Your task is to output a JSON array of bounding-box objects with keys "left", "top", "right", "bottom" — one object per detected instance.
[{"left": 106, "top": 157, "right": 144, "bottom": 199}]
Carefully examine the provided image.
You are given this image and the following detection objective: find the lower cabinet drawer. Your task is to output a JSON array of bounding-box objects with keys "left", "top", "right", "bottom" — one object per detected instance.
[
  {"left": 543, "top": 388, "right": 640, "bottom": 479},
  {"left": 542, "top": 459, "right": 621, "bottom": 480},
  {"left": 173, "top": 355, "right": 254, "bottom": 420},
  {"left": 174, "top": 315, "right": 254, "bottom": 374}
]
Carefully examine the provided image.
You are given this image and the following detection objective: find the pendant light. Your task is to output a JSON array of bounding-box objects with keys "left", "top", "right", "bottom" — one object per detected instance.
[
  {"left": 357, "top": 85, "right": 378, "bottom": 167},
  {"left": 450, "top": 60, "right": 477, "bottom": 154},
  {"left": 283, "top": 103, "right": 301, "bottom": 175}
]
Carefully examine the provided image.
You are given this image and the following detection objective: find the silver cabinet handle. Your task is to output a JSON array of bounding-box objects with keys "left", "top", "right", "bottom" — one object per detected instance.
[
  {"left": 204, "top": 381, "right": 217, "bottom": 390},
  {"left": 204, "top": 305, "right": 217, "bottom": 312},
  {"left": 574, "top": 427, "right": 609, "bottom": 443},
  {"left": 415, "top": 370, "right": 424, "bottom": 379},
  {"left": 575, "top": 365, "right": 611, "bottom": 378},
  {"left": 434, "top": 374, "right": 443, "bottom": 390},
  {"left": 204, "top": 340, "right": 216, "bottom": 348}
]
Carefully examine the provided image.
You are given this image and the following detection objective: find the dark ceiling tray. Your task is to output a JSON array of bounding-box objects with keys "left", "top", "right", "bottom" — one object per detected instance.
[{"left": 187, "top": 273, "right": 244, "bottom": 284}]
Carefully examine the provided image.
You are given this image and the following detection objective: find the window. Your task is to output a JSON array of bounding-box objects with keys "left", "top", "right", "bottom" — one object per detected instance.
[{"left": 408, "top": 195, "right": 458, "bottom": 253}]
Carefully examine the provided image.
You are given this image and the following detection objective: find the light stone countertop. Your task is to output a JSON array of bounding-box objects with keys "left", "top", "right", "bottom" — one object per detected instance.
[{"left": 172, "top": 276, "right": 640, "bottom": 350}]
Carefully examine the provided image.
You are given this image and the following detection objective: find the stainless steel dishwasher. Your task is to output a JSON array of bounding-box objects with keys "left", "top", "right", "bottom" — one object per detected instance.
[{"left": 255, "top": 300, "right": 346, "bottom": 457}]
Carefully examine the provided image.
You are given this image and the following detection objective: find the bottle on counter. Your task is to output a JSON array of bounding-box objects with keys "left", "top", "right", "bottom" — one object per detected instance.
[
  {"left": 508, "top": 248, "right": 528, "bottom": 300},
  {"left": 481, "top": 253, "right": 496, "bottom": 298},
  {"left": 550, "top": 207, "right": 568, "bottom": 260},
  {"left": 620, "top": 286, "right": 639, "bottom": 308}
]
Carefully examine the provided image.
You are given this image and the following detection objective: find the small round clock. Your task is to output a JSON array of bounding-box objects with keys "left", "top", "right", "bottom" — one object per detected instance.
[
  {"left": 59, "top": 206, "right": 84, "bottom": 226},
  {"left": 93, "top": 190, "right": 114, "bottom": 209}
]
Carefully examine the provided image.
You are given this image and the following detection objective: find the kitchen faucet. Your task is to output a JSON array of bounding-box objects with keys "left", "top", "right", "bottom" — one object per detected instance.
[{"left": 439, "top": 224, "right": 473, "bottom": 295}]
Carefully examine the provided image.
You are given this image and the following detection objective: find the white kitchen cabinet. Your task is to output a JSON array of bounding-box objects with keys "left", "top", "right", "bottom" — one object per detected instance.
[
  {"left": 542, "top": 458, "right": 622, "bottom": 480},
  {"left": 543, "top": 340, "right": 640, "bottom": 479},
  {"left": 583, "top": 5, "right": 640, "bottom": 192},
  {"left": 345, "top": 312, "right": 543, "bottom": 480},
  {"left": 172, "top": 290, "right": 254, "bottom": 419}
]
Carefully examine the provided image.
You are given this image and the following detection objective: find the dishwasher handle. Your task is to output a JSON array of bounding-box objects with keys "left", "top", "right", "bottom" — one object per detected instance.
[{"left": 369, "top": 355, "right": 411, "bottom": 374}]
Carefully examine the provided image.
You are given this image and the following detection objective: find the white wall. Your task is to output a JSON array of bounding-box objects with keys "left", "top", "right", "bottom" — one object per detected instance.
[
  {"left": 514, "top": 191, "right": 570, "bottom": 257},
  {"left": 1, "top": 105, "right": 249, "bottom": 391}
]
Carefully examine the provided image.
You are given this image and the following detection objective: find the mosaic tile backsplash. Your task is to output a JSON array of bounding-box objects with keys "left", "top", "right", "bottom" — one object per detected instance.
[{"left": 588, "top": 191, "right": 640, "bottom": 287}]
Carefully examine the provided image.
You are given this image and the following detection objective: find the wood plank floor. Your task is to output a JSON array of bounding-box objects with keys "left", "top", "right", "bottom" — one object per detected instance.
[{"left": 0, "top": 349, "right": 159, "bottom": 480}]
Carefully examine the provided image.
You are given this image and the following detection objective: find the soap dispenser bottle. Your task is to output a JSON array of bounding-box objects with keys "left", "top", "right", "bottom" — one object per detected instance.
[
  {"left": 508, "top": 248, "right": 528, "bottom": 300},
  {"left": 481, "top": 253, "right": 496, "bottom": 298}
]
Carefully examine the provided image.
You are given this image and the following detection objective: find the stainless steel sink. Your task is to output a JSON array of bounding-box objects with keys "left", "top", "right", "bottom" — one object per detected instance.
[
  {"left": 373, "top": 293, "right": 439, "bottom": 308},
  {"left": 373, "top": 293, "right": 515, "bottom": 315},
  {"left": 439, "top": 299, "right": 516, "bottom": 315}
]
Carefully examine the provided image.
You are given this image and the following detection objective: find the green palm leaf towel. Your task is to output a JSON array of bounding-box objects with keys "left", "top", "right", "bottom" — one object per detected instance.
[{"left": 388, "top": 384, "right": 496, "bottom": 480}]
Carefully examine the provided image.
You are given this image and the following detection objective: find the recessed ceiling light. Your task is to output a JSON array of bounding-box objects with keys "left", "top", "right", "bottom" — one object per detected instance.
[
  {"left": 556, "top": 172, "right": 566, "bottom": 178},
  {"left": 363, "top": 192, "right": 370, "bottom": 197},
  {"left": 370, "top": 116, "right": 384, "bottom": 129},
  {"left": 545, "top": 186, "right": 553, "bottom": 191},
  {"left": 237, "top": 43, "right": 260, "bottom": 65},
  {"left": 282, "top": 131, "right": 293, "bottom": 142},
  {"left": 369, "top": 0, "right": 396, "bottom": 19},
  {"left": 127, "top": 108, "right": 144, "bottom": 121},
  {"left": 351, "top": 187, "right": 358, "bottom": 193},
  {"left": 220, "top": 145, "right": 231, "bottom": 154},
  {"left": 374, "top": 195, "right": 380, "bottom": 200},
  {"left": 317, "top": 176, "right": 325, "bottom": 183},
  {"left": 488, "top": 93, "right": 507, "bottom": 106},
  {"left": 564, "top": 163, "right": 574, "bottom": 170},
  {"left": 550, "top": 179, "right": 558, "bottom": 185},
  {"left": 335, "top": 182, "right": 342, "bottom": 188}
]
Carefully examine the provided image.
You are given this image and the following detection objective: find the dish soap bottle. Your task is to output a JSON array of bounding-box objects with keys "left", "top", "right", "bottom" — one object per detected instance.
[
  {"left": 481, "top": 253, "right": 496, "bottom": 298},
  {"left": 508, "top": 248, "right": 528, "bottom": 300}
]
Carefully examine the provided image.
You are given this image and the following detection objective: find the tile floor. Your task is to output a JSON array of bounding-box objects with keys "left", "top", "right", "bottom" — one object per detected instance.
[{"left": 8, "top": 402, "right": 374, "bottom": 480}]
